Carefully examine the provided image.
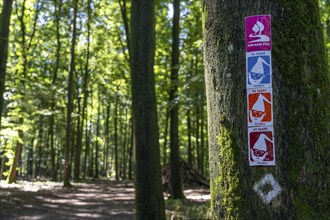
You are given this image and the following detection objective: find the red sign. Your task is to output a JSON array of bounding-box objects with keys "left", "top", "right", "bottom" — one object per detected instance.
[
  {"left": 247, "top": 88, "right": 273, "bottom": 127},
  {"left": 248, "top": 127, "right": 275, "bottom": 166},
  {"left": 245, "top": 15, "right": 272, "bottom": 52}
]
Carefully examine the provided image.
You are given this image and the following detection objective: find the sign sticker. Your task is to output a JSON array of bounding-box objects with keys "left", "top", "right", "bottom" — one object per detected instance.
[
  {"left": 247, "top": 88, "right": 273, "bottom": 127},
  {"left": 245, "top": 15, "right": 272, "bottom": 52},
  {"left": 248, "top": 127, "right": 275, "bottom": 166},
  {"left": 246, "top": 51, "right": 272, "bottom": 89}
]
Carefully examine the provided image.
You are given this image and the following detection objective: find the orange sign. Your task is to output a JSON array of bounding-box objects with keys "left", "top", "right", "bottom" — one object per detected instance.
[{"left": 247, "top": 88, "right": 273, "bottom": 127}]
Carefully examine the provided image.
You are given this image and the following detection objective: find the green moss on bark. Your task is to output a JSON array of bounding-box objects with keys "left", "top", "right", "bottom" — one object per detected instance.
[
  {"left": 272, "top": 0, "right": 330, "bottom": 218},
  {"left": 210, "top": 125, "right": 241, "bottom": 220}
]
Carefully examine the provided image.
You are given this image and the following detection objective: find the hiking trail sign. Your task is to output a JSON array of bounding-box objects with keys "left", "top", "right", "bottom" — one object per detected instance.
[
  {"left": 245, "top": 15, "right": 272, "bottom": 52},
  {"left": 245, "top": 15, "right": 275, "bottom": 167}
]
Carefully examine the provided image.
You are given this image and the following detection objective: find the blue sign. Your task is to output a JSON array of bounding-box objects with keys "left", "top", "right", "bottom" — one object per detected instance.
[{"left": 246, "top": 51, "right": 272, "bottom": 88}]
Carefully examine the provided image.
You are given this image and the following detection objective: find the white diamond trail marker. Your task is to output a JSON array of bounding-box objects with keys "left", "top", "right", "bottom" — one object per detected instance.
[{"left": 253, "top": 173, "right": 282, "bottom": 204}]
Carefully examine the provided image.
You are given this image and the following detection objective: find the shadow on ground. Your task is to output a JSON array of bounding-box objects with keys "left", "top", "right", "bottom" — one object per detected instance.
[
  {"left": 0, "top": 181, "right": 135, "bottom": 220},
  {"left": 0, "top": 180, "right": 210, "bottom": 220}
]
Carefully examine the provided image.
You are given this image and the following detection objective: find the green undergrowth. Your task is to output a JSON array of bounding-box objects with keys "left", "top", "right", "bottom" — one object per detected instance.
[{"left": 165, "top": 198, "right": 211, "bottom": 220}]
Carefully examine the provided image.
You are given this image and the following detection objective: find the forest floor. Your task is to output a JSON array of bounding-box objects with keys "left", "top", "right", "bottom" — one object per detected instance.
[{"left": 0, "top": 180, "right": 210, "bottom": 220}]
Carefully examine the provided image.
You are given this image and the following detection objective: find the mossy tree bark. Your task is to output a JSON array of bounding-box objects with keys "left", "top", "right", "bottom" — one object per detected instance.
[
  {"left": 130, "top": 0, "right": 166, "bottom": 219},
  {"left": 202, "top": 0, "right": 330, "bottom": 219}
]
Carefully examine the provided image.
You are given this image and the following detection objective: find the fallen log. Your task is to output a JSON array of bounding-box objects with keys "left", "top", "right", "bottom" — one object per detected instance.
[{"left": 162, "top": 159, "right": 209, "bottom": 192}]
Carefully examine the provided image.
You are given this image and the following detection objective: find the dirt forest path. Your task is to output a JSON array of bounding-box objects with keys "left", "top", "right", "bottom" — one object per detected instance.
[
  {"left": 0, "top": 180, "right": 210, "bottom": 220},
  {"left": 0, "top": 181, "right": 136, "bottom": 220}
]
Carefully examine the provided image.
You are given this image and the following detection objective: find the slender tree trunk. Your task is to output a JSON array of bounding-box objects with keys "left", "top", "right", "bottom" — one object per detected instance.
[
  {"left": 0, "top": 0, "right": 13, "bottom": 126},
  {"left": 86, "top": 90, "right": 94, "bottom": 178},
  {"left": 0, "top": 150, "right": 5, "bottom": 181},
  {"left": 104, "top": 104, "right": 110, "bottom": 176},
  {"left": 94, "top": 88, "right": 101, "bottom": 178},
  {"left": 64, "top": 0, "right": 78, "bottom": 187},
  {"left": 7, "top": 122, "right": 23, "bottom": 183},
  {"left": 130, "top": 0, "right": 166, "bottom": 218},
  {"left": 169, "top": 0, "right": 184, "bottom": 200},
  {"left": 122, "top": 106, "right": 128, "bottom": 179},
  {"left": 49, "top": 0, "right": 62, "bottom": 182},
  {"left": 83, "top": 112, "right": 90, "bottom": 179},
  {"left": 7, "top": 0, "right": 32, "bottom": 183},
  {"left": 119, "top": 0, "right": 131, "bottom": 60},
  {"left": 203, "top": 1, "right": 330, "bottom": 219},
  {"left": 162, "top": 109, "right": 169, "bottom": 166},
  {"left": 195, "top": 96, "right": 200, "bottom": 171},
  {"left": 36, "top": 117, "right": 43, "bottom": 178},
  {"left": 114, "top": 90, "right": 119, "bottom": 180},
  {"left": 187, "top": 110, "right": 192, "bottom": 166},
  {"left": 74, "top": 96, "right": 82, "bottom": 180},
  {"left": 128, "top": 117, "right": 133, "bottom": 180}
]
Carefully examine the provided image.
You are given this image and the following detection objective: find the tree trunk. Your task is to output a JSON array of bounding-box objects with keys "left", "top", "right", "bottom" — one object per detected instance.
[
  {"left": 7, "top": 124, "right": 23, "bottom": 183},
  {"left": 0, "top": 151, "right": 5, "bottom": 181},
  {"left": 114, "top": 90, "right": 119, "bottom": 180},
  {"left": 74, "top": 96, "right": 82, "bottom": 180},
  {"left": 169, "top": 0, "right": 184, "bottom": 200},
  {"left": 202, "top": 1, "right": 330, "bottom": 219},
  {"left": 162, "top": 109, "right": 169, "bottom": 166},
  {"left": 119, "top": 0, "right": 131, "bottom": 60},
  {"left": 104, "top": 104, "right": 110, "bottom": 176},
  {"left": 128, "top": 117, "right": 133, "bottom": 180},
  {"left": 200, "top": 98, "right": 205, "bottom": 175},
  {"left": 187, "top": 110, "right": 192, "bottom": 166},
  {"left": 130, "top": 0, "right": 166, "bottom": 218},
  {"left": 64, "top": 0, "right": 78, "bottom": 187},
  {"left": 49, "top": 0, "right": 62, "bottom": 182},
  {"left": 122, "top": 105, "right": 129, "bottom": 179},
  {"left": 195, "top": 95, "right": 200, "bottom": 171},
  {"left": 0, "top": 0, "right": 13, "bottom": 126},
  {"left": 94, "top": 88, "right": 101, "bottom": 178},
  {"left": 83, "top": 111, "right": 90, "bottom": 179}
]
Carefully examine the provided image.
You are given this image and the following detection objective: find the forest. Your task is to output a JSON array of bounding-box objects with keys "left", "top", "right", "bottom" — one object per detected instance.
[{"left": 0, "top": 0, "right": 330, "bottom": 220}]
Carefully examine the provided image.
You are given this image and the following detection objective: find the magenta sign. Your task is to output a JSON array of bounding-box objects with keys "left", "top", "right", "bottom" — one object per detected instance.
[{"left": 245, "top": 15, "right": 271, "bottom": 52}]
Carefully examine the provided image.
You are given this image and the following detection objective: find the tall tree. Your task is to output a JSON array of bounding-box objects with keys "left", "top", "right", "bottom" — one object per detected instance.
[
  {"left": 130, "top": 0, "right": 166, "bottom": 218},
  {"left": 203, "top": 0, "right": 330, "bottom": 219},
  {"left": 64, "top": 0, "right": 78, "bottom": 187},
  {"left": 74, "top": 0, "right": 92, "bottom": 181},
  {"left": 0, "top": 0, "right": 13, "bottom": 126},
  {"left": 169, "top": 0, "right": 184, "bottom": 199},
  {"left": 50, "top": 0, "right": 62, "bottom": 181},
  {"left": 8, "top": 0, "right": 42, "bottom": 183}
]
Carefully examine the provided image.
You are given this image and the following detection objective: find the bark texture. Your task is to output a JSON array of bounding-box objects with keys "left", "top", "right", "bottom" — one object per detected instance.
[
  {"left": 202, "top": 0, "right": 330, "bottom": 219},
  {"left": 169, "top": 0, "right": 184, "bottom": 199},
  {"left": 130, "top": 0, "right": 166, "bottom": 219}
]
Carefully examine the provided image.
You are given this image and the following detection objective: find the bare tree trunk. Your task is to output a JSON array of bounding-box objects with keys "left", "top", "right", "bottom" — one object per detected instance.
[
  {"left": 94, "top": 88, "right": 101, "bottom": 178},
  {"left": 187, "top": 110, "right": 192, "bottom": 166},
  {"left": 130, "top": 0, "right": 166, "bottom": 218},
  {"left": 64, "top": 0, "right": 78, "bottom": 187},
  {"left": 122, "top": 105, "right": 129, "bottom": 179},
  {"left": 114, "top": 90, "right": 119, "bottom": 180},
  {"left": 103, "top": 104, "right": 110, "bottom": 177},
  {"left": 169, "top": 0, "right": 184, "bottom": 200},
  {"left": 7, "top": 123, "right": 23, "bottom": 183},
  {"left": 162, "top": 109, "right": 169, "bottom": 166},
  {"left": 128, "top": 117, "right": 133, "bottom": 180}
]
